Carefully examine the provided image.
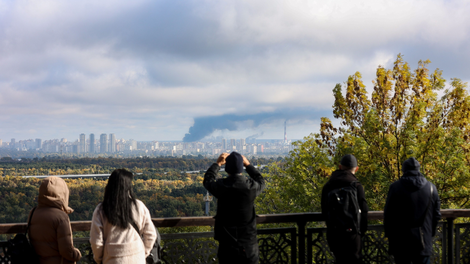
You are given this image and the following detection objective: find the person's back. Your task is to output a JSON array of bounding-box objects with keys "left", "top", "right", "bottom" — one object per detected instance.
[
  {"left": 90, "top": 169, "right": 157, "bottom": 264},
  {"left": 321, "top": 154, "right": 368, "bottom": 264},
  {"left": 29, "top": 176, "right": 82, "bottom": 264},
  {"left": 204, "top": 152, "right": 265, "bottom": 264},
  {"left": 384, "top": 157, "right": 441, "bottom": 264}
]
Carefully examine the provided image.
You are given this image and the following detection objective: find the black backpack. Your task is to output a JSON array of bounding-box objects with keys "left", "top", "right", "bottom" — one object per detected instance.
[
  {"left": 6, "top": 207, "right": 40, "bottom": 264},
  {"left": 326, "top": 181, "right": 361, "bottom": 234}
]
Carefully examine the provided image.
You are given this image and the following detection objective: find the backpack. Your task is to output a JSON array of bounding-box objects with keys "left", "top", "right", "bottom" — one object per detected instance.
[
  {"left": 6, "top": 207, "right": 40, "bottom": 264},
  {"left": 326, "top": 181, "right": 361, "bottom": 234}
]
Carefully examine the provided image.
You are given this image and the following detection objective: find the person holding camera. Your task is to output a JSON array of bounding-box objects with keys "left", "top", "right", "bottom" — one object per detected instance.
[{"left": 204, "top": 152, "right": 265, "bottom": 264}]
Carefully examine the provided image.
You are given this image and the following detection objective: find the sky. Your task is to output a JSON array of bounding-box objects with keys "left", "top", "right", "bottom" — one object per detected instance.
[{"left": 1, "top": 0, "right": 469, "bottom": 142}]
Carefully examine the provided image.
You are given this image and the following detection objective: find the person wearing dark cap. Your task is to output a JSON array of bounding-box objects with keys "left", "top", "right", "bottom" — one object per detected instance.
[
  {"left": 384, "top": 157, "right": 441, "bottom": 264},
  {"left": 203, "top": 152, "right": 265, "bottom": 264},
  {"left": 321, "top": 154, "right": 368, "bottom": 264}
]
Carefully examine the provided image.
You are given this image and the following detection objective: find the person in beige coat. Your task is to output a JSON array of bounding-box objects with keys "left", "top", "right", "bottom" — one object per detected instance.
[
  {"left": 28, "top": 176, "right": 82, "bottom": 264},
  {"left": 90, "top": 169, "right": 157, "bottom": 264}
]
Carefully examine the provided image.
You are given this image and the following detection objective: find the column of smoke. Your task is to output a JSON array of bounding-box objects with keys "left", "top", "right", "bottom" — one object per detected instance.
[{"left": 182, "top": 109, "right": 324, "bottom": 142}]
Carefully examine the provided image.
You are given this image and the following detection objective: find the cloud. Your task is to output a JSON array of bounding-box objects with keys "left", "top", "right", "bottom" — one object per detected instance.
[{"left": 0, "top": 0, "right": 469, "bottom": 141}]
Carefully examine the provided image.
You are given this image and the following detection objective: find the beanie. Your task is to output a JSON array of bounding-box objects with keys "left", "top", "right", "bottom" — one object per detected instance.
[
  {"left": 340, "top": 154, "right": 358, "bottom": 168},
  {"left": 225, "top": 152, "right": 244, "bottom": 175}
]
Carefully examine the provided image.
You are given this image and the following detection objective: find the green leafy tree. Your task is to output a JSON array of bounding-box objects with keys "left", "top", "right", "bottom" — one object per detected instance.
[{"left": 258, "top": 54, "right": 470, "bottom": 212}]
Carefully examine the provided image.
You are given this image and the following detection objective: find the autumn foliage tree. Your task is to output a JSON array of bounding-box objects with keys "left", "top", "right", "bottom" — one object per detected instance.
[{"left": 258, "top": 54, "right": 470, "bottom": 213}]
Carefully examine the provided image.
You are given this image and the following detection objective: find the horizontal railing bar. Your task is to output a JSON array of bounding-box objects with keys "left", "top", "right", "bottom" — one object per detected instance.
[
  {"left": 1, "top": 209, "right": 469, "bottom": 234},
  {"left": 161, "top": 232, "right": 214, "bottom": 240}
]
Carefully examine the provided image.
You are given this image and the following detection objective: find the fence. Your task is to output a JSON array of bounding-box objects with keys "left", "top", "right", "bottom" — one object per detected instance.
[{"left": 1, "top": 210, "right": 470, "bottom": 263}]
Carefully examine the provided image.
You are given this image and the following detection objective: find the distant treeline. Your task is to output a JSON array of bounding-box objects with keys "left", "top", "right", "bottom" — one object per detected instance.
[
  {"left": 0, "top": 156, "right": 280, "bottom": 176},
  {"left": 0, "top": 156, "right": 277, "bottom": 224}
]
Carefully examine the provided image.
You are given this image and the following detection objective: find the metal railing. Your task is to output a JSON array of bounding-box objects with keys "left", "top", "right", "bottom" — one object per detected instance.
[{"left": 1, "top": 210, "right": 470, "bottom": 263}]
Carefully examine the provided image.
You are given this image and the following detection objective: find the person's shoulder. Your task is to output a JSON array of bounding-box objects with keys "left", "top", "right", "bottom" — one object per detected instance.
[{"left": 135, "top": 199, "right": 152, "bottom": 212}]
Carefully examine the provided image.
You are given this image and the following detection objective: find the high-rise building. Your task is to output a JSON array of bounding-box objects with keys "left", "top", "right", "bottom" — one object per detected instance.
[
  {"left": 79, "top": 134, "right": 86, "bottom": 153},
  {"left": 0, "top": 139, "right": 2, "bottom": 148},
  {"left": 222, "top": 138, "right": 227, "bottom": 150},
  {"left": 35, "top": 138, "right": 42, "bottom": 149},
  {"left": 240, "top": 138, "right": 246, "bottom": 154},
  {"left": 230, "top": 139, "right": 236, "bottom": 150},
  {"left": 89, "top": 134, "right": 95, "bottom": 153},
  {"left": 109, "top": 133, "right": 116, "bottom": 153},
  {"left": 100, "top": 134, "right": 108, "bottom": 153}
]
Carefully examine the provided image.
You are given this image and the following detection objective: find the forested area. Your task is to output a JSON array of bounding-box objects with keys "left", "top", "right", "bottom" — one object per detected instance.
[{"left": 0, "top": 156, "right": 272, "bottom": 223}]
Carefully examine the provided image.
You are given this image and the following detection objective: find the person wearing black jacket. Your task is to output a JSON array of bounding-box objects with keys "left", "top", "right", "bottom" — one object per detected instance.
[
  {"left": 204, "top": 152, "right": 265, "bottom": 264},
  {"left": 384, "top": 157, "right": 441, "bottom": 264},
  {"left": 321, "top": 154, "right": 368, "bottom": 264}
]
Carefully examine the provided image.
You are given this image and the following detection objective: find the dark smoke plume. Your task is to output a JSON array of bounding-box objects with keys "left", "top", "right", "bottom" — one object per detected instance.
[{"left": 182, "top": 108, "right": 328, "bottom": 142}]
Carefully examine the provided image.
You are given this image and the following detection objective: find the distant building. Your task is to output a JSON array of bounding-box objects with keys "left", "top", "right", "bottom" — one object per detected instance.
[
  {"left": 35, "top": 138, "right": 42, "bottom": 149},
  {"left": 109, "top": 133, "right": 116, "bottom": 153},
  {"left": 100, "top": 134, "right": 108, "bottom": 153},
  {"left": 72, "top": 144, "right": 78, "bottom": 154},
  {"left": 222, "top": 138, "right": 227, "bottom": 150},
  {"left": 89, "top": 134, "right": 95, "bottom": 153},
  {"left": 0, "top": 139, "right": 2, "bottom": 148},
  {"left": 79, "top": 134, "right": 86, "bottom": 153},
  {"left": 230, "top": 139, "right": 236, "bottom": 150}
]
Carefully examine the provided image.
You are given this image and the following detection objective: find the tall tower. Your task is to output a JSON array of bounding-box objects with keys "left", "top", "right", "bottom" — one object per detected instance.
[
  {"left": 100, "top": 134, "right": 108, "bottom": 153},
  {"left": 79, "top": 134, "right": 86, "bottom": 153},
  {"left": 89, "top": 134, "right": 95, "bottom": 153},
  {"left": 109, "top": 133, "right": 116, "bottom": 153},
  {"left": 284, "top": 120, "right": 287, "bottom": 145}
]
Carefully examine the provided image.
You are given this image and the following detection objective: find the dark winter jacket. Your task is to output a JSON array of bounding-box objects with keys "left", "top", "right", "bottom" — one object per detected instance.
[
  {"left": 320, "top": 169, "right": 368, "bottom": 261},
  {"left": 384, "top": 158, "right": 441, "bottom": 256},
  {"left": 203, "top": 163, "right": 265, "bottom": 263},
  {"left": 321, "top": 169, "right": 369, "bottom": 235}
]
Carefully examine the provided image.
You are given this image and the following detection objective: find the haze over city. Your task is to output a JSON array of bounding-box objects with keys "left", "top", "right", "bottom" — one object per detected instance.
[{"left": 1, "top": 0, "right": 469, "bottom": 141}]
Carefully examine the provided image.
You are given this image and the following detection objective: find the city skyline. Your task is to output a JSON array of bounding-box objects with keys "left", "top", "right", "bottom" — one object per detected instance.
[
  {"left": 1, "top": 1, "right": 469, "bottom": 141},
  {"left": 0, "top": 133, "right": 292, "bottom": 157}
]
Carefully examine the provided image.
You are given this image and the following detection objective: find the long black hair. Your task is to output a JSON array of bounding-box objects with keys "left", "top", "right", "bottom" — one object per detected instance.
[{"left": 101, "top": 169, "right": 137, "bottom": 229}]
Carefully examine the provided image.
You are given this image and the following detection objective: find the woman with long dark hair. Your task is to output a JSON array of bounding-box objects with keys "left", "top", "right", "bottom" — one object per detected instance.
[{"left": 90, "top": 169, "right": 157, "bottom": 264}]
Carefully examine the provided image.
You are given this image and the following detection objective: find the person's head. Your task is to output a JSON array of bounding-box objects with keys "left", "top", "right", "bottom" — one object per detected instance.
[
  {"left": 102, "top": 168, "right": 137, "bottom": 228},
  {"left": 339, "top": 154, "right": 359, "bottom": 174},
  {"left": 225, "top": 151, "right": 244, "bottom": 175},
  {"left": 402, "top": 157, "right": 420, "bottom": 174},
  {"left": 38, "top": 176, "right": 73, "bottom": 214}
]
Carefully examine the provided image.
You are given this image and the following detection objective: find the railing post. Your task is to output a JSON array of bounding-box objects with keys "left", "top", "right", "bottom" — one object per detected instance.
[
  {"left": 448, "top": 218, "right": 455, "bottom": 264},
  {"left": 297, "top": 220, "right": 306, "bottom": 264}
]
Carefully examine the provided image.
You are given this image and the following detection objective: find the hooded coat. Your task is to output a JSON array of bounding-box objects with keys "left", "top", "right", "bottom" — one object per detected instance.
[
  {"left": 384, "top": 158, "right": 441, "bottom": 256},
  {"left": 203, "top": 162, "right": 265, "bottom": 264},
  {"left": 28, "top": 176, "right": 82, "bottom": 264},
  {"left": 321, "top": 169, "right": 368, "bottom": 262}
]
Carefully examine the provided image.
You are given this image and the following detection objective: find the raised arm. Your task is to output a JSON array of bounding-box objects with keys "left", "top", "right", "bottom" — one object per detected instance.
[
  {"left": 203, "top": 153, "right": 229, "bottom": 198},
  {"left": 242, "top": 155, "right": 265, "bottom": 195}
]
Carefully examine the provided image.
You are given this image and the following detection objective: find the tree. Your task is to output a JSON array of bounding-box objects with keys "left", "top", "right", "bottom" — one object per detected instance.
[{"left": 258, "top": 54, "right": 470, "bottom": 212}]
